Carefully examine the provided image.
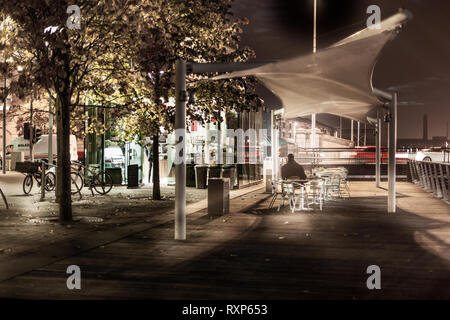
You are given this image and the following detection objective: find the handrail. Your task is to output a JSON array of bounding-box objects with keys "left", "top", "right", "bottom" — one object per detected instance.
[
  {"left": 0, "top": 188, "right": 8, "bottom": 209},
  {"left": 408, "top": 159, "right": 449, "bottom": 202}
]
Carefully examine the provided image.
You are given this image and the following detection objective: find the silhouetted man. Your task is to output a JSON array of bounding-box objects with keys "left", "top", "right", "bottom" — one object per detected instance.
[{"left": 281, "top": 154, "right": 307, "bottom": 180}]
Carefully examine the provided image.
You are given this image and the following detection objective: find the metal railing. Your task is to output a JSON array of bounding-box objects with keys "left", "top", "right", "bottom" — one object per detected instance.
[
  {"left": 280, "top": 148, "right": 411, "bottom": 166},
  {"left": 408, "top": 159, "right": 450, "bottom": 201}
]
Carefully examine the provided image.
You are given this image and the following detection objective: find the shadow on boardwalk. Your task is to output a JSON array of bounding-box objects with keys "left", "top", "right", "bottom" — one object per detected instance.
[{"left": 0, "top": 183, "right": 449, "bottom": 299}]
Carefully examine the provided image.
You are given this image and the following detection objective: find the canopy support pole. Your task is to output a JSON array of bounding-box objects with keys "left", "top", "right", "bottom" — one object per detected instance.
[
  {"left": 388, "top": 93, "right": 398, "bottom": 213},
  {"left": 271, "top": 110, "right": 276, "bottom": 183},
  {"left": 357, "top": 121, "right": 360, "bottom": 147},
  {"left": 376, "top": 110, "right": 381, "bottom": 188},
  {"left": 351, "top": 120, "right": 354, "bottom": 143},
  {"left": 311, "top": 113, "right": 316, "bottom": 149},
  {"left": 373, "top": 88, "right": 397, "bottom": 213}
]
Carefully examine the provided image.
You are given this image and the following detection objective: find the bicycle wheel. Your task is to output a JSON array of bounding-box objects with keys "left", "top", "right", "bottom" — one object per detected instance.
[
  {"left": 44, "top": 172, "right": 56, "bottom": 191},
  {"left": 23, "top": 174, "right": 33, "bottom": 194},
  {"left": 93, "top": 171, "right": 113, "bottom": 195},
  {"left": 70, "top": 172, "right": 83, "bottom": 195}
]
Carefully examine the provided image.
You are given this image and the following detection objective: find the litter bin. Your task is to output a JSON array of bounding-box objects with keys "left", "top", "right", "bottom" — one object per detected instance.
[
  {"left": 127, "top": 164, "right": 139, "bottom": 188},
  {"left": 195, "top": 165, "right": 208, "bottom": 189},
  {"left": 208, "top": 165, "right": 222, "bottom": 179},
  {"left": 106, "top": 168, "right": 122, "bottom": 185},
  {"left": 186, "top": 164, "right": 196, "bottom": 187},
  {"left": 222, "top": 166, "right": 236, "bottom": 190},
  {"left": 207, "top": 178, "right": 230, "bottom": 216}
]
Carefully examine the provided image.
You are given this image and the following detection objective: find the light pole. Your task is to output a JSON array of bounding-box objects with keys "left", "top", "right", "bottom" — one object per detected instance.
[{"left": 311, "top": 0, "right": 317, "bottom": 157}]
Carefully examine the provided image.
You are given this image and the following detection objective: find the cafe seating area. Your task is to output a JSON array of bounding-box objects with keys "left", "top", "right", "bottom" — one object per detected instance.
[{"left": 269, "top": 167, "right": 350, "bottom": 213}]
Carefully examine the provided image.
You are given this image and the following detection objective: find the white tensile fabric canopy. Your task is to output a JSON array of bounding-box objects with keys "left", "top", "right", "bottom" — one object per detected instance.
[{"left": 214, "top": 10, "right": 412, "bottom": 122}]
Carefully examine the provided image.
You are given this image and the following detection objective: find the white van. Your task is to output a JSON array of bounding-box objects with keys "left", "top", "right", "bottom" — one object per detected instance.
[{"left": 6, "top": 134, "right": 78, "bottom": 161}]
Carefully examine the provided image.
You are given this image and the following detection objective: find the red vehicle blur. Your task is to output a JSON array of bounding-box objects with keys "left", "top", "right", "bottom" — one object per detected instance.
[{"left": 351, "top": 146, "right": 388, "bottom": 163}]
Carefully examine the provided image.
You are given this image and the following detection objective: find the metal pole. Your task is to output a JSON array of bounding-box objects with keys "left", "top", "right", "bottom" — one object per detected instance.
[
  {"left": 376, "top": 110, "right": 381, "bottom": 188},
  {"left": 271, "top": 110, "right": 275, "bottom": 183},
  {"left": 313, "top": 0, "right": 317, "bottom": 53},
  {"left": 351, "top": 120, "right": 354, "bottom": 143},
  {"left": 30, "top": 98, "right": 34, "bottom": 162},
  {"left": 364, "top": 122, "right": 367, "bottom": 146},
  {"left": 388, "top": 93, "right": 398, "bottom": 213},
  {"left": 275, "top": 120, "right": 279, "bottom": 182},
  {"left": 2, "top": 55, "right": 6, "bottom": 174},
  {"left": 311, "top": 114, "right": 316, "bottom": 149},
  {"left": 175, "top": 60, "right": 186, "bottom": 240},
  {"left": 48, "top": 97, "right": 53, "bottom": 166},
  {"left": 339, "top": 117, "right": 342, "bottom": 139},
  {"left": 40, "top": 160, "right": 45, "bottom": 201},
  {"left": 312, "top": 0, "right": 317, "bottom": 160},
  {"left": 357, "top": 121, "right": 360, "bottom": 147},
  {"left": 101, "top": 107, "right": 105, "bottom": 173}
]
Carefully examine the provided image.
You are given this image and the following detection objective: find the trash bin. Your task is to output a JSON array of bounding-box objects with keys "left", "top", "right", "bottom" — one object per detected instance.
[
  {"left": 127, "top": 164, "right": 139, "bottom": 188},
  {"left": 208, "top": 178, "right": 230, "bottom": 216},
  {"left": 106, "top": 168, "right": 122, "bottom": 185},
  {"left": 186, "top": 164, "right": 196, "bottom": 187},
  {"left": 264, "top": 168, "right": 272, "bottom": 193},
  {"left": 194, "top": 165, "right": 208, "bottom": 189},
  {"left": 208, "top": 165, "right": 222, "bottom": 179},
  {"left": 222, "top": 166, "right": 236, "bottom": 190}
]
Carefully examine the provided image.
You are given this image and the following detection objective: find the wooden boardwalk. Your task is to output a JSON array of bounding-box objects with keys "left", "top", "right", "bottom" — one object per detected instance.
[{"left": 0, "top": 182, "right": 448, "bottom": 299}]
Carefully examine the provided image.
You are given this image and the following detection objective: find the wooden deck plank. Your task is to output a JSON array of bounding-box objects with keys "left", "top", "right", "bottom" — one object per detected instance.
[{"left": 0, "top": 182, "right": 448, "bottom": 299}]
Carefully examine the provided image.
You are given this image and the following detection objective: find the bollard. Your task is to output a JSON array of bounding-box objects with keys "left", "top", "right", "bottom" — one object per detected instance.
[
  {"left": 208, "top": 178, "right": 230, "bottom": 216},
  {"left": 40, "top": 161, "right": 45, "bottom": 201}
]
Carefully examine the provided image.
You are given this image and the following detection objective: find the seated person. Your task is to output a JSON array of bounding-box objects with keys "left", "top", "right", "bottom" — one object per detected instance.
[{"left": 281, "top": 154, "right": 307, "bottom": 180}]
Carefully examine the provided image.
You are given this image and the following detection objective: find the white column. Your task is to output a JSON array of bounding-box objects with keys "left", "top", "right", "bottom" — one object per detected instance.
[
  {"left": 388, "top": 93, "right": 398, "bottom": 213},
  {"left": 351, "top": 120, "right": 354, "bottom": 143},
  {"left": 175, "top": 60, "right": 186, "bottom": 240},
  {"left": 313, "top": 0, "right": 317, "bottom": 53},
  {"left": 376, "top": 112, "right": 381, "bottom": 188},
  {"left": 357, "top": 121, "right": 360, "bottom": 147},
  {"left": 311, "top": 114, "right": 316, "bottom": 149}
]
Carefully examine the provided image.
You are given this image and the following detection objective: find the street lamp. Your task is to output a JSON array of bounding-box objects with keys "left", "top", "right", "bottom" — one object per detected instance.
[{"left": 311, "top": 0, "right": 317, "bottom": 153}]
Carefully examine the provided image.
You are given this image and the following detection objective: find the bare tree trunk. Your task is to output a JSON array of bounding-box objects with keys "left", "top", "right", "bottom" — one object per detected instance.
[
  {"left": 56, "top": 92, "right": 73, "bottom": 222},
  {"left": 55, "top": 96, "right": 62, "bottom": 203},
  {"left": 152, "top": 133, "right": 161, "bottom": 200}
]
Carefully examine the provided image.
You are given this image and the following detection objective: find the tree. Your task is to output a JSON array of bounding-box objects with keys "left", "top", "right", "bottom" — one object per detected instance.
[
  {"left": 0, "top": 1, "right": 147, "bottom": 222},
  {"left": 110, "top": 0, "right": 262, "bottom": 200}
]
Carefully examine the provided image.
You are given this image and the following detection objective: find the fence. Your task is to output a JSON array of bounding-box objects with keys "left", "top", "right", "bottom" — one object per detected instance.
[
  {"left": 408, "top": 159, "right": 450, "bottom": 202},
  {"left": 285, "top": 147, "right": 410, "bottom": 165}
]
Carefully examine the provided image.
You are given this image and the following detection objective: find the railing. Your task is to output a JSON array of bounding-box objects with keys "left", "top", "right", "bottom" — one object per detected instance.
[
  {"left": 281, "top": 147, "right": 411, "bottom": 165},
  {"left": 408, "top": 159, "right": 450, "bottom": 202}
]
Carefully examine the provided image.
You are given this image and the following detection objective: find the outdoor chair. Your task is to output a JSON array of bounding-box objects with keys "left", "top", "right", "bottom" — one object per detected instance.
[
  {"left": 287, "top": 182, "right": 310, "bottom": 213},
  {"left": 324, "top": 174, "right": 341, "bottom": 199},
  {"left": 306, "top": 179, "right": 324, "bottom": 211},
  {"left": 269, "top": 180, "right": 290, "bottom": 212}
]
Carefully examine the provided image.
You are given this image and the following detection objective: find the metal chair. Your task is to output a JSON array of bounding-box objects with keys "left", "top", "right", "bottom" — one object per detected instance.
[
  {"left": 288, "top": 182, "right": 311, "bottom": 212},
  {"left": 306, "top": 179, "right": 324, "bottom": 211},
  {"left": 269, "top": 180, "right": 289, "bottom": 211},
  {"left": 324, "top": 174, "right": 341, "bottom": 199}
]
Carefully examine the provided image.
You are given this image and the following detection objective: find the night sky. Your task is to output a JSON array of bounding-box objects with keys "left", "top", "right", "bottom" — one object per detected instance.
[{"left": 232, "top": 0, "right": 450, "bottom": 139}]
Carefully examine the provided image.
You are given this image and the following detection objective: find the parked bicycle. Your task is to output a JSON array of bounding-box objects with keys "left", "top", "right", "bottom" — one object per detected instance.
[
  {"left": 46, "top": 163, "right": 83, "bottom": 196},
  {"left": 17, "top": 161, "right": 56, "bottom": 195},
  {"left": 70, "top": 161, "right": 113, "bottom": 195}
]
